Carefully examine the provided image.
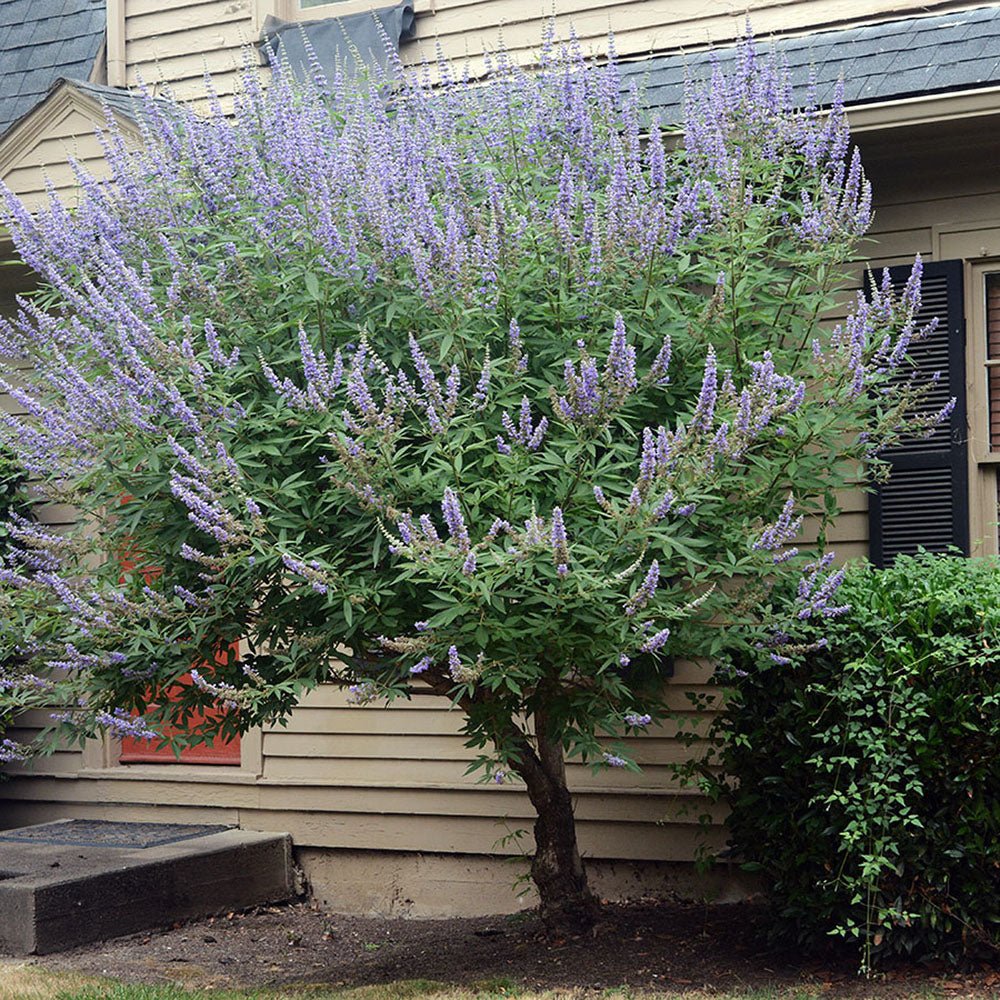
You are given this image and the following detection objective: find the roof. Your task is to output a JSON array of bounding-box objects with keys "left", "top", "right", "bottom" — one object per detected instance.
[
  {"left": 0, "top": 0, "right": 106, "bottom": 137},
  {"left": 65, "top": 79, "right": 152, "bottom": 125},
  {"left": 622, "top": 4, "right": 1000, "bottom": 122}
]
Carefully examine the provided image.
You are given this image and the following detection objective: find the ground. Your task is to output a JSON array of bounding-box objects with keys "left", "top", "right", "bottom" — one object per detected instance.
[{"left": 7, "top": 899, "right": 999, "bottom": 999}]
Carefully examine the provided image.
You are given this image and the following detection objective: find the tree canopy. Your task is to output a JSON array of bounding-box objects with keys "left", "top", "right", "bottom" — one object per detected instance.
[{"left": 0, "top": 32, "right": 946, "bottom": 929}]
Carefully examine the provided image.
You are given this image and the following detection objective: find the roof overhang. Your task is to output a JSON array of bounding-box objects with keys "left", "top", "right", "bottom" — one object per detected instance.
[{"left": 848, "top": 85, "right": 1000, "bottom": 133}]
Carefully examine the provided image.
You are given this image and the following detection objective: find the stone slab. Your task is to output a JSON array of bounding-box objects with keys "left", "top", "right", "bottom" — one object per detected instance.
[
  {"left": 0, "top": 822, "right": 294, "bottom": 954},
  {"left": 0, "top": 819, "right": 227, "bottom": 849}
]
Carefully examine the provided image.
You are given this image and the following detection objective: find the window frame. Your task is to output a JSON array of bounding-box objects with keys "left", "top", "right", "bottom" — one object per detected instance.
[
  {"left": 269, "top": 0, "right": 430, "bottom": 23},
  {"left": 964, "top": 260, "right": 1000, "bottom": 556},
  {"left": 81, "top": 644, "right": 264, "bottom": 778}
]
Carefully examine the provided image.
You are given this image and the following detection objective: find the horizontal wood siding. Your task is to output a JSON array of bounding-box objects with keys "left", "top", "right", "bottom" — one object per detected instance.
[
  {"left": 0, "top": 107, "right": 112, "bottom": 212},
  {"left": 124, "top": 0, "right": 256, "bottom": 106},
  {"left": 3, "top": 26, "right": 997, "bottom": 872},
  {"left": 122, "top": 0, "right": 974, "bottom": 103}
]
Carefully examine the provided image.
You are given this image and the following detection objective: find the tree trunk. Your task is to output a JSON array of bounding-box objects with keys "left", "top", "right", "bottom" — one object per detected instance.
[
  {"left": 514, "top": 708, "right": 601, "bottom": 936},
  {"left": 439, "top": 679, "right": 600, "bottom": 936}
]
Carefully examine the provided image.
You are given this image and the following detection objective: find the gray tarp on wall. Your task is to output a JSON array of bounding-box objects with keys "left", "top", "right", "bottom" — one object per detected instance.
[{"left": 260, "top": 2, "right": 416, "bottom": 80}]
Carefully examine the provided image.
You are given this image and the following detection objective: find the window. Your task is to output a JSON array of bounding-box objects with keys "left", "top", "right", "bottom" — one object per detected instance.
[
  {"left": 983, "top": 274, "right": 1000, "bottom": 452},
  {"left": 115, "top": 521, "right": 242, "bottom": 766},
  {"left": 963, "top": 263, "right": 1000, "bottom": 557},
  {"left": 118, "top": 644, "right": 243, "bottom": 766}
]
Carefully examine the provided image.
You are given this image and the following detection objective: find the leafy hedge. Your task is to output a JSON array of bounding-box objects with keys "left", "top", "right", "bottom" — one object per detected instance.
[{"left": 711, "top": 552, "right": 1000, "bottom": 970}]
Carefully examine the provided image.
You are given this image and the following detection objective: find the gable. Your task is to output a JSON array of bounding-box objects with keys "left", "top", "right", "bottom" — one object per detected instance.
[{"left": 0, "top": 83, "right": 141, "bottom": 214}]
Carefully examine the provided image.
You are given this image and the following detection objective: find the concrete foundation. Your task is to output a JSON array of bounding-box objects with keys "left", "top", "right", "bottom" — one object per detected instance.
[
  {"left": 297, "top": 848, "right": 757, "bottom": 918},
  {"left": 0, "top": 820, "right": 294, "bottom": 954}
]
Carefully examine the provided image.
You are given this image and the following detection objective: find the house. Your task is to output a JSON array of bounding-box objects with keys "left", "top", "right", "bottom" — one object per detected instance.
[{"left": 1, "top": 0, "right": 998, "bottom": 916}]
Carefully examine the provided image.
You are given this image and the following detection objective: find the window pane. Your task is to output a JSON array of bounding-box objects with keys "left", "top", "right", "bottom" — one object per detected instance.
[{"left": 986, "top": 274, "right": 1000, "bottom": 451}]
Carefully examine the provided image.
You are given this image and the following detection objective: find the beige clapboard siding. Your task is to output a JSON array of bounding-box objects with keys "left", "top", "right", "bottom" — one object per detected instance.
[
  {"left": 292, "top": 681, "right": 716, "bottom": 710},
  {"left": 10, "top": 132, "right": 110, "bottom": 174},
  {"left": 0, "top": 797, "right": 241, "bottom": 831},
  {"left": 120, "top": 0, "right": 972, "bottom": 105},
  {"left": 262, "top": 735, "right": 707, "bottom": 773},
  {"left": 270, "top": 705, "right": 709, "bottom": 738},
  {"left": 124, "top": 0, "right": 255, "bottom": 105},
  {"left": 125, "top": 0, "right": 254, "bottom": 42},
  {"left": 234, "top": 811, "right": 723, "bottom": 859},
  {"left": 3, "top": 725, "right": 82, "bottom": 776},
  {"left": 0, "top": 107, "right": 114, "bottom": 210},
  {"left": 262, "top": 680, "right": 717, "bottom": 790},
  {"left": 0, "top": 774, "right": 723, "bottom": 858},
  {"left": 3, "top": 752, "right": 83, "bottom": 777},
  {"left": 0, "top": 770, "right": 721, "bottom": 820},
  {"left": 260, "top": 756, "right": 698, "bottom": 791},
  {"left": 416, "top": 0, "right": 977, "bottom": 61}
]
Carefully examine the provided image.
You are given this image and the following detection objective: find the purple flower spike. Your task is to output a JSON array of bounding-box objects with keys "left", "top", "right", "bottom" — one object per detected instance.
[
  {"left": 605, "top": 313, "right": 637, "bottom": 393},
  {"left": 442, "top": 487, "right": 470, "bottom": 552},
  {"left": 755, "top": 495, "right": 802, "bottom": 552},
  {"left": 550, "top": 507, "right": 569, "bottom": 569},
  {"left": 419, "top": 514, "right": 440, "bottom": 545},
  {"left": 692, "top": 346, "right": 718, "bottom": 432},
  {"left": 640, "top": 627, "right": 671, "bottom": 653},
  {"left": 651, "top": 335, "right": 672, "bottom": 386}
]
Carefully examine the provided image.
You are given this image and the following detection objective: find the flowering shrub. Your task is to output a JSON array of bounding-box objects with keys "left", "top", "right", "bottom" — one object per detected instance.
[
  {"left": 710, "top": 553, "right": 1000, "bottom": 971},
  {"left": 0, "top": 446, "right": 28, "bottom": 770},
  {"left": 0, "top": 32, "right": 947, "bottom": 929}
]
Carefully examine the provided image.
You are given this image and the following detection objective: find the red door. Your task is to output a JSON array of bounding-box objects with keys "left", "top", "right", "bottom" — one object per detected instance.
[
  {"left": 117, "top": 521, "right": 241, "bottom": 765},
  {"left": 119, "top": 642, "right": 243, "bottom": 765}
]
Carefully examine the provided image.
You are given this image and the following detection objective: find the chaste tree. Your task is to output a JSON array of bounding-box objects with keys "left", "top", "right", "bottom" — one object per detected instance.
[{"left": 0, "top": 32, "right": 946, "bottom": 933}]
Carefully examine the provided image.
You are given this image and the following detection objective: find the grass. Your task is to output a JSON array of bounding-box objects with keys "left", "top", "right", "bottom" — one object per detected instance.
[{"left": 0, "top": 965, "right": 990, "bottom": 1000}]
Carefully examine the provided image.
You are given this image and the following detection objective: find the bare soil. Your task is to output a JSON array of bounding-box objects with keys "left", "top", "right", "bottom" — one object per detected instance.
[{"left": 31, "top": 899, "right": 1000, "bottom": 997}]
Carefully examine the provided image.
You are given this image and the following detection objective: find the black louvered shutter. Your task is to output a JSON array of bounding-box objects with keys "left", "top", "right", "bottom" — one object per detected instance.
[{"left": 867, "top": 259, "right": 968, "bottom": 567}]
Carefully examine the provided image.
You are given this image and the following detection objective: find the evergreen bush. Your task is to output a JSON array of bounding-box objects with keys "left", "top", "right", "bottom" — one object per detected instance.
[{"left": 712, "top": 552, "right": 1000, "bottom": 970}]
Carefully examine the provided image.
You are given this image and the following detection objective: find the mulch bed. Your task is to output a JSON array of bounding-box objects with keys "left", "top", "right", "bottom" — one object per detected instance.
[{"left": 32, "top": 898, "right": 1000, "bottom": 996}]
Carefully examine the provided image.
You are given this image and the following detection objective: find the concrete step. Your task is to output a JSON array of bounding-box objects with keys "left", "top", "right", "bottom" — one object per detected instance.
[{"left": 0, "top": 820, "right": 294, "bottom": 954}]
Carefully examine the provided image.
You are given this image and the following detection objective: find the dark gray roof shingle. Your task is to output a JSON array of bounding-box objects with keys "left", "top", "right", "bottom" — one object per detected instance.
[
  {"left": 0, "top": 0, "right": 106, "bottom": 137},
  {"left": 622, "top": 4, "right": 1000, "bottom": 123},
  {"left": 67, "top": 79, "right": 157, "bottom": 125}
]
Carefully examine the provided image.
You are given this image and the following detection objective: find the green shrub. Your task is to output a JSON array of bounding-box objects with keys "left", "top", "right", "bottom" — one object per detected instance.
[{"left": 711, "top": 552, "right": 1000, "bottom": 970}]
